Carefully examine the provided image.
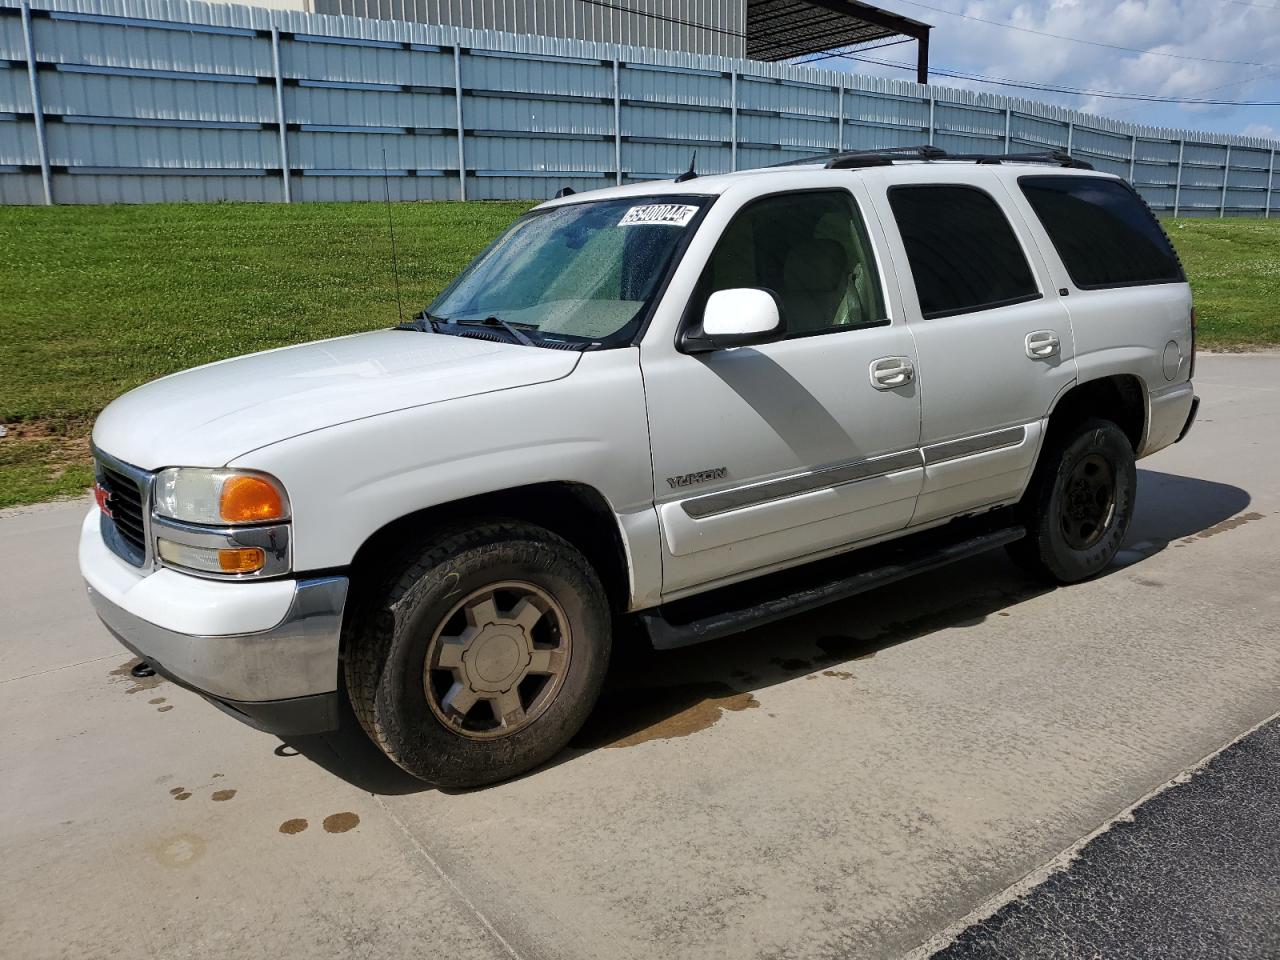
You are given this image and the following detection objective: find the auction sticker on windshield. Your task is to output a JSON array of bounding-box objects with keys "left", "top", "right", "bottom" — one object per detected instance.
[{"left": 618, "top": 204, "right": 699, "bottom": 227}]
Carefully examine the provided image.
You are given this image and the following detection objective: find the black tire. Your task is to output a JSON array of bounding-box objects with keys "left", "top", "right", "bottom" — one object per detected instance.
[
  {"left": 1007, "top": 418, "right": 1136, "bottom": 584},
  {"left": 345, "top": 521, "right": 610, "bottom": 788}
]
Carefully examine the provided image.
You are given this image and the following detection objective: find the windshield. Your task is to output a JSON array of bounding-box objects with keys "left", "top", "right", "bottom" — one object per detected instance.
[{"left": 428, "top": 195, "right": 711, "bottom": 345}]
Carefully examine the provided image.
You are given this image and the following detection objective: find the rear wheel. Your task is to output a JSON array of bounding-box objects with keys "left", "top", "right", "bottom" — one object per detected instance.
[
  {"left": 1008, "top": 418, "right": 1136, "bottom": 583},
  {"left": 345, "top": 521, "right": 610, "bottom": 788}
]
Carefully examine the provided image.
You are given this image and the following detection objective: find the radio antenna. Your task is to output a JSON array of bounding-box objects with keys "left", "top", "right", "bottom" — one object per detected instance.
[{"left": 382, "top": 148, "right": 404, "bottom": 323}]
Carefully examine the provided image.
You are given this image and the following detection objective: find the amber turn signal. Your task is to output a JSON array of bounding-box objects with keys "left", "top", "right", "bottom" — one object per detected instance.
[
  {"left": 220, "top": 475, "right": 286, "bottom": 523},
  {"left": 217, "top": 546, "right": 267, "bottom": 574}
]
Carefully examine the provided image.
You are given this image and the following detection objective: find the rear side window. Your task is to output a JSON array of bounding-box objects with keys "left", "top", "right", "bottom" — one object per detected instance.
[
  {"left": 888, "top": 185, "right": 1040, "bottom": 319},
  {"left": 1019, "top": 176, "right": 1184, "bottom": 289}
]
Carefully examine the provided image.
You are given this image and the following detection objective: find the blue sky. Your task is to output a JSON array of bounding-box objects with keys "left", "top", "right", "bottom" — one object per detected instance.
[{"left": 820, "top": 0, "right": 1280, "bottom": 141}]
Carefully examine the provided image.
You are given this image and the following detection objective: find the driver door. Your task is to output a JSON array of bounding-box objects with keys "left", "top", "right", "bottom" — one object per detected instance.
[{"left": 640, "top": 186, "right": 924, "bottom": 598}]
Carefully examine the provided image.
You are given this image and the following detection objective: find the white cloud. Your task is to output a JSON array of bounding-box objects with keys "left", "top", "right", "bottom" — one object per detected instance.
[{"left": 852, "top": 1, "right": 1280, "bottom": 136}]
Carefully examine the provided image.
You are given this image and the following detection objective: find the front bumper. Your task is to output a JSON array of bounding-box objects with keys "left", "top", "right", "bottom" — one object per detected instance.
[
  {"left": 80, "top": 509, "right": 346, "bottom": 736},
  {"left": 88, "top": 577, "right": 346, "bottom": 736}
]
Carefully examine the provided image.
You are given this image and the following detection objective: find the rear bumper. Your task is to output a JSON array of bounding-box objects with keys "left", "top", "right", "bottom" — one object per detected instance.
[
  {"left": 1141, "top": 381, "right": 1196, "bottom": 458},
  {"left": 87, "top": 577, "right": 346, "bottom": 736},
  {"left": 1176, "top": 394, "right": 1200, "bottom": 443}
]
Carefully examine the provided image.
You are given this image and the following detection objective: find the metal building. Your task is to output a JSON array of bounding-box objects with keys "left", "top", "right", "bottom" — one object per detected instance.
[
  {"left": 4, "top": 0, "right": 1274, "bottom": 209},
  {"left": 309, "top": 0, "right": 932, "bottom": 80}
]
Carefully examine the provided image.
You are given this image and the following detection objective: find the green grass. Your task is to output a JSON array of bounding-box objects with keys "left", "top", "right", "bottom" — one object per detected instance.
[
  {"left": 0, "top": 204, "right": 1275, "bottom": 508},
  {"left": 0, "top": 201, "right": 530, "bottom": 507},
  {"left": 1163, "top": 217, "right": 1280, "bottom": 349}
]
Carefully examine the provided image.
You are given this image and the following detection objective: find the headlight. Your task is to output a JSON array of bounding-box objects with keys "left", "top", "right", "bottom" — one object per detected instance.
[{"left": 154, "top": 468, "right": 289, "bottom": 525}]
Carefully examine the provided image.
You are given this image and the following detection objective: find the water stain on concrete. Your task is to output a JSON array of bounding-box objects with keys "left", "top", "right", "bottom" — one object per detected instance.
[
  {"left": 211, "top": 789, "right": 236, "bottom": 802},
  {"left": 155, "top": 834, "right": 205, "bottom": 867},
  {"left": 108, "top": 658, "right": 165, "bottom": 695},
  {"left": 279, "top": 818, "right": 308, "bottom": 835},
  {"left": 573, "top": 682, "right": 760, "bottom": 749},
  {"left": 1186, "top": 511, "right": 1265, "bottom": 542},
  {"left": 323, "top": 812, "right": 360, "bottom": 834}
]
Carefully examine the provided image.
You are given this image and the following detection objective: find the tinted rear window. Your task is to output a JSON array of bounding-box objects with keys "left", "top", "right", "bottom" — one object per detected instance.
[
  {"left": 887, "top": 184, "right": 1040, "bottom": 319},
  {"left": 1019, "top": 176, "right": 1184, "bottom": 289}
]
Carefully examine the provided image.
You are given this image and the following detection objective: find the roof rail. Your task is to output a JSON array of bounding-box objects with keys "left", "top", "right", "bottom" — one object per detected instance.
[
  {"left": 968, "top": 150, "right": 1093, "bottom": 170},
  {"left": 805, "top": 145, "right": 1093, "bottom": 171}
]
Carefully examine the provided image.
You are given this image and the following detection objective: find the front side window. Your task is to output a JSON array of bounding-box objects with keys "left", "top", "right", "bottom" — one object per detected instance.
[
  {"left": 888, "top": 184, "right": 1040, "bottom": 319},
  {"left": 429, "top": 195, "right": 710, "bottom": 345},
  {"left": 693, "top": 190, "right": 887, "bottom": 337},
  {"left": 1019, "top": 176, "right": 1184, "bottom": 289}
]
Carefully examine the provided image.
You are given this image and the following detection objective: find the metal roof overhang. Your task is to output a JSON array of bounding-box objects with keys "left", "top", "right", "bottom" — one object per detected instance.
[{"left": 746, "top": 0, "right": 932, "bottom": 82}]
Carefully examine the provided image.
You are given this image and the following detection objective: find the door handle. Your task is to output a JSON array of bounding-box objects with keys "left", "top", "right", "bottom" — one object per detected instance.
[
  {"left": 870, "top": 356, "right": 915, "bottom": 390},
  {"left": 1025, "top": 330, "right": 1061, "bottom": 359}
]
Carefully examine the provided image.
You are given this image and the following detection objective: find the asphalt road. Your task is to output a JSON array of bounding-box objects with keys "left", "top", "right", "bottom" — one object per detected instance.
[{"left": 2, "top": 352, "right": 1278, "bottom": 960}]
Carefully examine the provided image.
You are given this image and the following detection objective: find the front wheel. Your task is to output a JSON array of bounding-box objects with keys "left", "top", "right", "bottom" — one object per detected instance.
[
  {"left": 1008, "top": 418, "right": 1136, "bottom": 583},
  {"left": 345, "top": 521, "right": 611, "bottom": 788}
]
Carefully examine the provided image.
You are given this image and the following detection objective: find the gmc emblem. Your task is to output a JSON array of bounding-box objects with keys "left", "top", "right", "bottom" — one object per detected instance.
[{"left": 93, "top": 482, "right": 113, "bottom": 518}]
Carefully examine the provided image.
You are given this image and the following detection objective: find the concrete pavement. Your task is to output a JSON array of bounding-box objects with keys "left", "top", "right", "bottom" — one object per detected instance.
[{"left": 2, "top": 352, "right": 1278, "bottom": 960}]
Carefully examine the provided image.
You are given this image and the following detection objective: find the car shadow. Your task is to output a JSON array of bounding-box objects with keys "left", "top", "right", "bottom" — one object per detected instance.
[{"left": 283, "top": 468, "right": 1250, "bottom": 794}]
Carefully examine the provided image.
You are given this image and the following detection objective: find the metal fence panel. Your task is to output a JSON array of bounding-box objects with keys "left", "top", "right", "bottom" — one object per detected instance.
[{"left": 1, "top": 0, "right": 1278, "bottom": 215}]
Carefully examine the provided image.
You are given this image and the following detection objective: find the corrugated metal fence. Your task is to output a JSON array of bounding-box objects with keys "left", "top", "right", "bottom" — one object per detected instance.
[{"left": 2, "top": 0, "right": 1278, "bottom": 212}]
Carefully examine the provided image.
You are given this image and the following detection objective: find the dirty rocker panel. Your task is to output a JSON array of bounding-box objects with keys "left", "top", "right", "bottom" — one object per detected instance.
[{"left": 642, "top": 521, "right": 1027, "bottom": 649}]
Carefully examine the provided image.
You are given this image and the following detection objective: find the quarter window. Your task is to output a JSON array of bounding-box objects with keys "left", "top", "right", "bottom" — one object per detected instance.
[
  {"left": 695, "top": 190, "right": 886, "bottom": 337},
  {"left": 1019, "top": 176, "right": 1184, "bottom": 289},
  {"left": 888, "top": 185, "right": 1040, "bottom": 319}
]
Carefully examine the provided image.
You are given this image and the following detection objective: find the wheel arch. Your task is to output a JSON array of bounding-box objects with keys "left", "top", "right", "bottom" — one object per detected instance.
[
  {"left": 1045, "top": 373, "right": 1147, "bottom": 454},
  {"left": 343, "top": 481, "right": 634, "bottom": 626}
]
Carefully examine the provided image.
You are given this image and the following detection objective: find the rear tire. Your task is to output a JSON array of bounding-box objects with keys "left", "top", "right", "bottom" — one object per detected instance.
[
  {"left": 345, "top": 521, "right": 610, "bottom": 788},
  {"left": 1007, "top": 418, "right": 1136, "bottom": 583}
]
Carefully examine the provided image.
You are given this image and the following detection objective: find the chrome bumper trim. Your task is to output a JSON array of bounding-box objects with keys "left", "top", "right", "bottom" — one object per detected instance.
[{"left": 88, "top": 575, "right": 348, "bottom": 703}]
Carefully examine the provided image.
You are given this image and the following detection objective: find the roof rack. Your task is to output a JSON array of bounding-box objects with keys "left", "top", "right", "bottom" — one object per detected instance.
[{"left": 818, "top": 145, "right": 1092, "bottom": 171}]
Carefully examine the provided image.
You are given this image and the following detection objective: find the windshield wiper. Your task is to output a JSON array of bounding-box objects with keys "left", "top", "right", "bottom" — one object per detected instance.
[
  {"left": 395, "top": 310, "right": 443, "bottom": 333},
  {"left": 453, "top": 315, "right": 539, "bottom": 348}
]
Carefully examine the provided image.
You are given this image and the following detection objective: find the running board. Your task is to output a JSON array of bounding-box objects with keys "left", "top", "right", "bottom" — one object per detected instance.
[{"left": 639, "top": 525, "right": 1026, "bottom": 650}]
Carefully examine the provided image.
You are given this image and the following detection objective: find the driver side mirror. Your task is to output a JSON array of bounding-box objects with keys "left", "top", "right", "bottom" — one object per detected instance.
[{"left": 679, "top": 288, "right": 786, "bottom": 354}]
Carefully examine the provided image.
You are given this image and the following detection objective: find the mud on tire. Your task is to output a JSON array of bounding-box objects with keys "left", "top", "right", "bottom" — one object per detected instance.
[{"left": 344, "top": 521, "right": 611, "bottom": 788}]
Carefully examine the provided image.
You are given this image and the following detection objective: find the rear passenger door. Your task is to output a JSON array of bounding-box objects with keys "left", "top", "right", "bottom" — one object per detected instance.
[{"left": 868, "top": 177, "right": 1077, "bottom": 526}]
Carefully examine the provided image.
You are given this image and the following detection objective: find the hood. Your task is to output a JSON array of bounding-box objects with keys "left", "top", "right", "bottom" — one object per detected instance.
[{"left": 92, "top": 329, "right": 581, "bottom": 469}]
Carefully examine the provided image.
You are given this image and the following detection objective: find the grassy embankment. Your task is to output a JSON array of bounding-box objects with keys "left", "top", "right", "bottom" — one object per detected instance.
[{"left": 0, "top": 205, "right": 1275, "bottom": 508}]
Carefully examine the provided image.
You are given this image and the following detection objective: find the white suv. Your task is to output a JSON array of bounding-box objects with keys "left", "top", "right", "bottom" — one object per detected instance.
[{"left": 80, "top": 148, "right": 1199, "bottom": 787}]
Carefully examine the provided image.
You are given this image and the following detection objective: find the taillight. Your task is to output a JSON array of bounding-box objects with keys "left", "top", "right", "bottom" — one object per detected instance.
[{"left": 1189, "top": 307, "right": 1197, "bottom": 379}]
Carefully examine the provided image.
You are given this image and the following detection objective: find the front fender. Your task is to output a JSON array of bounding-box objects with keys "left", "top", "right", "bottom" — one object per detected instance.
[{"left": 230, "top": 351, "right": 661, "bottom": 608}]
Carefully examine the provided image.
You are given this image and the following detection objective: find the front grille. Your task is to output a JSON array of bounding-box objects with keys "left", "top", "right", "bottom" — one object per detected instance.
[{"left": 97, "top": 459, "right": 149, "bottom": 566}]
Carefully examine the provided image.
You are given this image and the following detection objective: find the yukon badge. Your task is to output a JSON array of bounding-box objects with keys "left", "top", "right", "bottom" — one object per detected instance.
[{"left": 666, "top": 467, "right": 728, "bottom": 489}]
